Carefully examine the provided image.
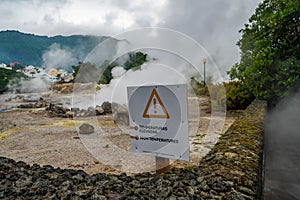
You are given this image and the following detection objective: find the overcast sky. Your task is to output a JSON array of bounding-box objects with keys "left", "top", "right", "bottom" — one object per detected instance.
[{"left": 0, "top": 0, "right": 261, "bottom": 73}]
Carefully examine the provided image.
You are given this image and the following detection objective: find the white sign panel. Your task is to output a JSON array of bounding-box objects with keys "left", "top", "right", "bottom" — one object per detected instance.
[{"left": 127, "top": 84, "right": 189, "bottom": 161}]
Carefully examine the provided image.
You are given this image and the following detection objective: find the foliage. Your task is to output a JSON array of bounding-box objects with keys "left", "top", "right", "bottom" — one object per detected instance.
[
  {"left": 190, "top": 77, "right": 209, "bottom": 96},
  {"left": 224, "top": 81, "right": 255, "bottom": 110},
  {"left": 124, "top": 52, "right": 148, "bottom": 71},
  {"left": 98, "top": 61, "right": 117, "bottom": 84},
  {"left": 228, "top": 0, "right": 300, "bottom": 107},
  {"left": 190, "top": 78, "right": 254, "bottom": 110},
  {"left": 0, "top": 68, "right": 27, "bottom": 93},
  {"left": 72, "top": 52, "right": 147, "bottom": 84},
  {"left": 99, "top": 51, "right": 147, "bottom": 84},
  {"left": 71, "top": 62, "right": 81, "bottom": 80}
]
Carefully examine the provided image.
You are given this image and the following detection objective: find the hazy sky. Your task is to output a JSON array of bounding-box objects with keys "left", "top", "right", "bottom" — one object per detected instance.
[{"left": 0, "top": 0, "right": 261, "bottom": 72}]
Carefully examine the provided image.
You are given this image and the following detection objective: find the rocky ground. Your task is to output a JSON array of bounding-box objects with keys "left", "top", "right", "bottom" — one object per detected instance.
[
  {"left": 0, "top": 100, "right": 266, "bottom": 199},
  {"left": 0, "top": 90, "right": 238, "bottom": 174}
]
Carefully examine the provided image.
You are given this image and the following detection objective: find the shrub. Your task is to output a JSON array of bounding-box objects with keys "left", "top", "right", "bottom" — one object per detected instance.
[{"left": 224, "top": 81, "right": 255, "bottom": 110}]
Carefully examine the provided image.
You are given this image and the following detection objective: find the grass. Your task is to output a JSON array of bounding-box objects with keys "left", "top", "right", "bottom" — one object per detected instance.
[
  {"left": 0, "top": 128, "right": 19, "bottom": 140},
  {"left": 38, "top": 119, "right": 116, "bottom": 129}
]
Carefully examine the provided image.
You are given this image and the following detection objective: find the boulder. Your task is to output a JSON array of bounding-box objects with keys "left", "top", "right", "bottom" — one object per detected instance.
[
  {"left": 95, "top": 106, "right": 104, "bottom": 115},
  {"left": 87, "top": 106, "right": 95, "bottom": 112},
  {"left": 101, "top": 102, "right": 112, "bottom": 114},
  {"left": 114, "top": 112, "right": 129, "bottom": 126},
  {"left": 79, "top": 123, "right": 95, "bottom": 134},
  {"left": 66, "top": 111, "right": 74, "bottom": 118},
  {"left": 71, "top": 107, "right": 80, "bottom": 112}
]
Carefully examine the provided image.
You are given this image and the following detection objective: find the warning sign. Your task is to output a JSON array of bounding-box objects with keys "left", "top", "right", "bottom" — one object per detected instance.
[
  {"left": 127, "top": 84, "right": 189, "bottom": 161},
  {"left": 142, "top": 88, "right": 170, "bottom": 119}
]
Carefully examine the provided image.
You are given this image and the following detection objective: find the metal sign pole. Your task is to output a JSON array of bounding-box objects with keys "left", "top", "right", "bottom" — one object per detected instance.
[{"left": 156, "top": 157, "right": 170, "bottom": 173}]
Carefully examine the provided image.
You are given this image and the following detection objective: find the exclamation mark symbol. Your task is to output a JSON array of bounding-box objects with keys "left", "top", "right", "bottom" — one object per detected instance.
[{"left": 153, "top": 98, "right": 157, "bottom": 114}]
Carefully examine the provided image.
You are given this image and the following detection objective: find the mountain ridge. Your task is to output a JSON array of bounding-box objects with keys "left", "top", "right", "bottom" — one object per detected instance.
[{"left": 0, "top": 30, "right": 109, "bottom": 67}]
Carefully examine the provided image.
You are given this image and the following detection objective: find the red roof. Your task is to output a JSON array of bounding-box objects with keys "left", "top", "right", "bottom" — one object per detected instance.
[{"left": 9, "top": 62, "right": 20, "bottom": 67}]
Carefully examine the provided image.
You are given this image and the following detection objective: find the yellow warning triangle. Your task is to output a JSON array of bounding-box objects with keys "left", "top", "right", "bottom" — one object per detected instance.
[{"left": 142, "top": 88, "right": 170, "bottom": 119}]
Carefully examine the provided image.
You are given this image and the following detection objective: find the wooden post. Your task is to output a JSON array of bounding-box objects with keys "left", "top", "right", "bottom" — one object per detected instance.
[{"left": 156, "top": 157, "right": 170, "bottom": 173}]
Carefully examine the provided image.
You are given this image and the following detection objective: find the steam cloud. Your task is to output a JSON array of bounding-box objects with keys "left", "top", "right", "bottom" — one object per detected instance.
[
  {"left": 0, "top": 0, "right": 261, "bottom": 76},
  {"left": 73, "top": 49, "right": 200, "bottom": 108},
  {"left": 42, "top": 43, "right": 78, "bottom": 70},
  {"left": 74, "top": 31, "right": 222, "bottom": 108},
  {"left": 8, "top": 77, "right": 50, "bottom": 93},
  {"left": 264, "top": 89, "right": 300, "bottom": 198}
]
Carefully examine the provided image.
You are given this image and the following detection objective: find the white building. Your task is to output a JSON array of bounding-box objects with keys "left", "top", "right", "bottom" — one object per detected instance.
[{"left": 0, "top": 63, "right": 12, "bottom": 70}]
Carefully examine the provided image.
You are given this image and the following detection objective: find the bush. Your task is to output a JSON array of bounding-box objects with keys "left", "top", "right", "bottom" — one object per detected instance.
[
  {"left": 190, "top": 77, "right": 209, "bottom": 96},
  {"left": 0, "top": 68, "right": 27, "bottom": 93},
  {"left": 224, "top": 81, "right": 255, "bottom": 110},
  {"left": 190, "top": 79, "right": 255, "bottom": 110}
]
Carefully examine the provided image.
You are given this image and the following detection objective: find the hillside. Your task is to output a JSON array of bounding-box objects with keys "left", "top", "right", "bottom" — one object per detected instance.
[{"left": 0, "top": 30, "right": 108, "bottom": 67}]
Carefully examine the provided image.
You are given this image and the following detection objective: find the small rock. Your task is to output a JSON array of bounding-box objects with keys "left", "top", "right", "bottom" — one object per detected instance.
[
  {"left": 204, "top": 154, "right": 215, "bottom": 162},
  {"left": 187, "top": 186, "right": 195, "bottom": 196},
  {"left": 87, "top": 106, "right": 95, "bottom": 112},
  {"left": 224, "top": 152, "right": 238, "bottom": 159},
  {"left": 71, "top": 107, "right": 80, "bottom": 112},
  {"left": 79, "top": 123, "right": 95, "bottom": 134},
  {"left": 134, "top": 188, "right": 149, "bottom": 195},
  {"left": 95, "top": 106, "right": 104, "bottom": 115},
  {"left": 65, "top": 111, "right": 74, "bottom": 118},
  {"left": 91, "top": 194, "right": 107, "bottom": 200},
  {"left": 129, "top": 180, "right": 141, "bottom": 187},
  {"left": 101, "top": 102, "right": 112, "bottom": 114},
  {"left": 238, "top": 186, "right": 255, "bottom": 195},
  {"left": 196, "top": 176, "right": 205, "bottom": 183}
]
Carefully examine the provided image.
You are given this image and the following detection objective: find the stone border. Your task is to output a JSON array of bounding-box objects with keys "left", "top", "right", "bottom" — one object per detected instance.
[
  {"left": 0, "top": 100, "right": 266, "bottom": 199},
  {"left": 198, "top": 100, "right": 266, "bottom": 199}
]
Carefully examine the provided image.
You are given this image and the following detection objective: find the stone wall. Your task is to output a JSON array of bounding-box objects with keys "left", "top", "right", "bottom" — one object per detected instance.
[
  {"left": 197, "top": 100, "right": 266, "bottom": 199},
  {"left": 0, "top": 100, "right": 266, "bottom": 199}
]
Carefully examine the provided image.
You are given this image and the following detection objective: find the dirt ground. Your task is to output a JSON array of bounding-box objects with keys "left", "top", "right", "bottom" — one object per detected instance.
[{"left": 0, "top": 93, "right": 241, "bottom": 175}]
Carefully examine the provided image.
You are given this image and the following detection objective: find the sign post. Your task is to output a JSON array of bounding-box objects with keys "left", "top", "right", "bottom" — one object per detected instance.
[
  {"left": 127, "top": 84, "right": 189, "bottom": 172},
  {"left": 155, "top": 157, "right": 170, "bottom": 173}
]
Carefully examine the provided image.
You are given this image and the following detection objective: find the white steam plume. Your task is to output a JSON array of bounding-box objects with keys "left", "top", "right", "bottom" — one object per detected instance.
[
  {"left": 42, "top": 43, "right": 77, "bottom": 70},
  {"left": 264, "top": 88, "right": 300, "bottom": 197},
  {"left": 8, "top": 77, "right": 50, "bottom": 93},
  {"left": 104, "top": 51, "right": 196, "bottom": 104}
]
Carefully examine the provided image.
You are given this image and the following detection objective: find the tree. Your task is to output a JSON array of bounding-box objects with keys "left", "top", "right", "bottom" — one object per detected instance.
[
  {"left": 72, "top": 52, "right": 148, "bottom": 84},
  {"left": 124, "top": 52, "right": 147, "bottom": 70},
  {"left": 73, "top": 62, "right": 100, "bottom": 83},
  {"left": 228, "top": 0, "right": 300, "bottom": 107},
  {"left": 0, "top": 68, "right": 27, "bottom": 93},
  {"left": 98, "top": 60, "right": 117, "bottom": 84},
  {"left": 72, "top": 62, "right": 82, "bottom": 80},
  {"left": 30, "top": 71, "right": 35, "bottom": 77},
  {"left": 99, "top": 51, "right": 147, "bottom": 84}
]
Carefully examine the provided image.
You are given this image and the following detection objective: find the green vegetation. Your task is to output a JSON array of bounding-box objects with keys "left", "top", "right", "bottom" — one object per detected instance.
[
  {"left": 0, "top": 30, "right": 107, "bottom": 66},
  {"left": 192, "top": 0, "right": 299, "bottom": 110},
  {"left": 224, "top": 81, "right": 255, "bottom": 110},
  {"left": 124, "top": 52, "right": 148, "bottom": 71},
  {"left": 98, "top": 61, "right": 117, "bottom": 84},
  {"left": 0, "top": 68, "right": 27, "bottom": 93},
  {"left": 190, "top": 77, "right": 209, "bottom": 96},
  {"left": 228, "top": 0, "right": 300, "bottom": 107},
  {"left": 190, "top": 77, "right": 254, "bottom": 110},
  {"left": 73, "top": 52, "right": 148, "bottom": 84}
]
